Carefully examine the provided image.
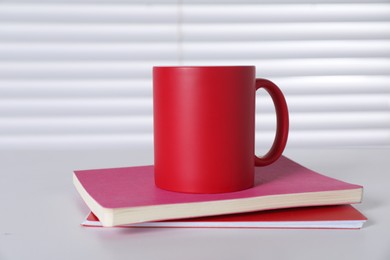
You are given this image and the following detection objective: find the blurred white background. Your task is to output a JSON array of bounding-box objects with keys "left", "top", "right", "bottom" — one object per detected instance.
[{"left": 0, "top": 0, "right": 389, "bottom": 151}]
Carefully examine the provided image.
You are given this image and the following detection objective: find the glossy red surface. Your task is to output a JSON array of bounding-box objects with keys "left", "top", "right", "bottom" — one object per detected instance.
[{"left": 153, "top": 66, "right": 289, "bottom": 193}]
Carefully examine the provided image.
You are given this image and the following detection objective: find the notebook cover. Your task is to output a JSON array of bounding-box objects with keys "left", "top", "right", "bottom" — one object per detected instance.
[
  {"left": 74, "top": 156, "right": 363, "bottom": 209},
  {"left": 82, "top": 205, "right": 367, "bottom": 229}
]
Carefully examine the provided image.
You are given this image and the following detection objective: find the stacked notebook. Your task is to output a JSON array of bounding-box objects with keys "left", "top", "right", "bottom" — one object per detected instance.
[{"left": 73, "top": 156, "right": 367, "bottom": 229}]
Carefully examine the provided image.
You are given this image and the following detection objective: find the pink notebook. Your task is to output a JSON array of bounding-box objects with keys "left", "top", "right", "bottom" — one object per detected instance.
[
  {"left": 82, "top": 205, "right": 367, "bottom": 230},
  {"left": 73, "top": 156, "right": 363, "bottom": 227}
]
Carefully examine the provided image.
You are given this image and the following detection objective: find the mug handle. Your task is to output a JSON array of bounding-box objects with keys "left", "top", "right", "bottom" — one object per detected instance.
[{"left": 255, "top": 78, "right": 289, "bottom": 166}]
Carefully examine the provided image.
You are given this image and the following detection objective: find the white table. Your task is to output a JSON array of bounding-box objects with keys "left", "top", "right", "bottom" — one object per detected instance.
[{"left": 1, "top": 148, "right": 389, "bottom": 260}]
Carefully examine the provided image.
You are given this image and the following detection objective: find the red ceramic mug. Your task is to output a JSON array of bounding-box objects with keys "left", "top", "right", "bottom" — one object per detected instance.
[{"left": 153, "top": 66, "right": 289, "bottom": 193}]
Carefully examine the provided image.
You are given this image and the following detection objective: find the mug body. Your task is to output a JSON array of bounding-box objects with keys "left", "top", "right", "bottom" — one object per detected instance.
[{"left": 153, "top": 66, "right": 256, "bottom": 193}]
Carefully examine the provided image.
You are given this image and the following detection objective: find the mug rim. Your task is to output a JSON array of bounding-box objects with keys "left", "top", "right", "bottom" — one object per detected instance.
[{"left": 153, "top": 65, "right": 255, "bottom": 69}]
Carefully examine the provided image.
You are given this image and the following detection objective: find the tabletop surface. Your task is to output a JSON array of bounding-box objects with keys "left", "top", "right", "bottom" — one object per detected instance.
[{"left": 1, "top": 147, "right": 389, "bottom": 260}]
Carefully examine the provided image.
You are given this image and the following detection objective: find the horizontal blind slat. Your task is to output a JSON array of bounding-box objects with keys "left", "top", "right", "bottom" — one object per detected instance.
[
  {"left": 0, "top": 43, "right": 177, "bottom": 61},
  {"left": 1, "top": 41, "right": 390, "bottom": 60},
  {"left": 0, "top": 98, "right": 154, "bottom": 116},
  {"left": 0, "top": 59, "right": 389, "bottom": 79},
  {"left": 0, "top": 116, "right": 153, "bottom": 134},
  {"left": 256, "top": 94, "right": 390, "bottom": 113},
  {"left": 1, "top": 4, "right": 389, "bottom": 23},
  {"left": 0, "top": 134, "right": 154, "bottom": 150},
  {"left": 256, "top": 112, "right": 390, "bottom": 130},
  {"left": 0, "top": 0, "right": 387, "bottom": 3},
  {"left": 0, "top": 61, "right": 172, "bottom": 79},
  {"left": 182, "top": 41, "right": 390, "bottom": 60},
  {"left": 182, "top": 4, "right": 390, "bottom": 23},
  {"left": 0, "top": 0, "right": 178, "bottom": 3},
  {"left": 275, "top": 76, "right": 390, "bottom": 95},
  {"left": 1, "top": 22, "right": 390, "bottom": 42},
  {"left": 0, "top": 80, "right": 153, "bottom": 98},
  {"left": 180, "top": 0, "right": 390, "bottom": 3},
  {"left": 0, "top": 112, "right": 389, "bottom": 135},
  {"left": 183, "top": 58, "right": 390, "bottom": 77},
  {"left": 0, "top": 4, "right": 177, "bottom": 23},
  {"left": 284, "top": 129, "right": 390, "bottom": 146},
  {"left": 0, "top": 129, "right": 388, "bottom": 150},
  {"left": 182, "top": 22, "right": 390, "bottom": 41},
  {"left": 0, "top": 24, "right": 178, "bottom": 42},
  {"left": 0, "top": 76, "right": 389, "bottom": 98},
  {"left": 0, "top": 95, "right": 388, "bottom": 117},
  {"left": 0, "top": 76, "right": 390, "bottom": 99}
]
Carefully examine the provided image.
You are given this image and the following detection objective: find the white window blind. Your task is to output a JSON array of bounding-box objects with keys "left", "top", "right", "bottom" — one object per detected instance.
[{"left": 0, "top": 1, "right": 389, "bottom": 150}]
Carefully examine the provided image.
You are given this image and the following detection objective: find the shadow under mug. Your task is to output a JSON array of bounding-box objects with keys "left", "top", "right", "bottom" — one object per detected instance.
[{"left": 153, "top": 66, "right": 289, "bottom": 194}]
